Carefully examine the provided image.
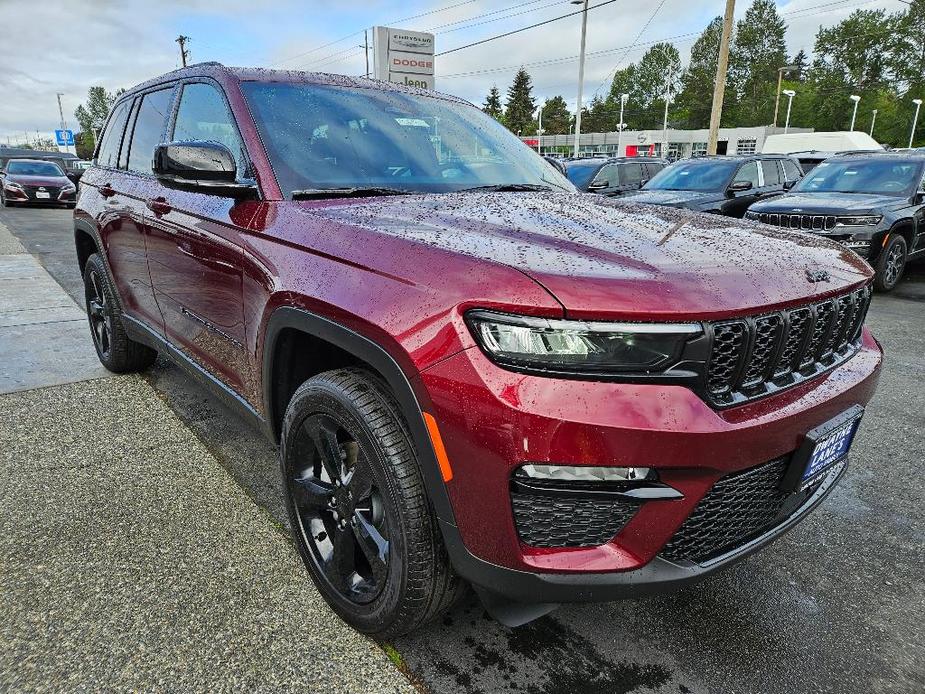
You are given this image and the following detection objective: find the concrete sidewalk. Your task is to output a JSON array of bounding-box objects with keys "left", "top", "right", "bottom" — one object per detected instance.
[
  {"left": 0, "top": 220, "right": 413, "bottom": 692},
  {"left": 0, "top": 221, "right": 108, "bottom": 394}
]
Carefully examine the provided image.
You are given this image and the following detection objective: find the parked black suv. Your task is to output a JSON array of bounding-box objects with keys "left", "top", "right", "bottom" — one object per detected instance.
[
  {"left": 624, "top": 154, "right": 803, "bottom": 217},
  {"left": 746, "top": 152, "right": 925, "bottom": 291},
  {"left": 564, "top": 156, "right": 667, "bottom": 196}
]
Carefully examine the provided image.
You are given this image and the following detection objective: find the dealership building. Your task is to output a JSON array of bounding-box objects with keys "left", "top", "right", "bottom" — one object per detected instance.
[{"left": 525, "top": 125, "right": 813, "bottom": 158}]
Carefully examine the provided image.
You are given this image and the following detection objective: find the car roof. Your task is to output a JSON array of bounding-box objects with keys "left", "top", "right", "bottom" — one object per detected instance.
[
  {"left": 564, "top": 156, "right": 665, "bottom": 167},
  {"left": 117, "top": 61, "right": 469, "bottom": 107},
  {"left": 684, "top": 154, "right": 793, "bottom": 162},
  {"left": 0, "top": 148, "right": 76, "bottom": 160},
  {"left": 826, "top": 150, "right": 925, "bottom": 162}
]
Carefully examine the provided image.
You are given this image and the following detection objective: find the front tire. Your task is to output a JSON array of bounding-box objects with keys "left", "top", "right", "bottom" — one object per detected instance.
[
  {"left": 874, "top": 234, "right": 907, "bottom": 292},
  {"left": 83, "top": 253, "right": 157, "bottom": 372},
  {"left": 281, "top": 368, "right": 463, "bottom": 639}
]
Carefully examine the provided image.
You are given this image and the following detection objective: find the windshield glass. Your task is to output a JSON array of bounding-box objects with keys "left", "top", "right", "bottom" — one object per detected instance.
[
  {"left": 564, "top": 162, "right": 603, "bottom": 189},
  {"left": 644, "top": 160, "right": 737, "bottom": 192},
  {"left": 794, "top": 159, "right": 921, "bottom": 196},
  {"left": 6, "top": 161, "right": 64, "bottom": 176},
  {"left": 241, "top": 82, "right": 573, "bottom": 197}
]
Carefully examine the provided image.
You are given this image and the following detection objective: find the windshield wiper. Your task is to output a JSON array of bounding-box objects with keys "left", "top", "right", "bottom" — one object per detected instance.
[
  {"left": 457, "top": 183, "right": 557, "bottom": 193},
  {"left": 291, "top": 187, "right": 414, "bottom": 200}
]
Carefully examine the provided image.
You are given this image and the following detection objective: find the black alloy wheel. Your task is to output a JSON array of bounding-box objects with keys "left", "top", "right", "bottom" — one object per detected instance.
[
  {"left": 287, "top": 412, "right": 390, "bottom": 604},
  {"left": 86, "top": 267, "right": 112, "bottom": 360}
]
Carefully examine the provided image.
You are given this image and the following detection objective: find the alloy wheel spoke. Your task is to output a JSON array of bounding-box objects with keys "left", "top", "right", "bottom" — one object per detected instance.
[
  {"left": 304, "top": 416, "right": 345, "bottom": 483},
  {"left": 326, "top": 526, "right": 358, "bottom": 593},
  {"left": 352, "top": 509, "right": 389, "bottom": 583},
  {"left": 291, "top": 473, "right": 335, "bottom": 511}
]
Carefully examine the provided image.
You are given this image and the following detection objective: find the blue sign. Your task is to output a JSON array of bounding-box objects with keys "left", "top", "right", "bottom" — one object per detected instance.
[{"left": 54, "top": 129, "right": 75, "bottom": 146}]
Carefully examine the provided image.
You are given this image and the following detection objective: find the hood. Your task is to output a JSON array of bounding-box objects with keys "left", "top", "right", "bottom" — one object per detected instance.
[
  {"left": 621, "top": 189, "right": 720, "bottom": 208},
  {"left": 6, "top": 174, "right": 70, "bottom": 187},
  {"left": 750, "top": 192, "right": 903, "bottom": 215},
  {"left": 305, "top": 192, "right": 872, "bottom": 321}
]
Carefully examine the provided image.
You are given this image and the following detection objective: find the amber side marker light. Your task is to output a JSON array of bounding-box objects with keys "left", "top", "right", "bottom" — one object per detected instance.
[{"left": 423, "top": 412, "right": 453, "bottom": 482}]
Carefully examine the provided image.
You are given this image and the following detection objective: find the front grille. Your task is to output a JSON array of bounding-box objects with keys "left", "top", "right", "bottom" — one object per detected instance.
[
  {"left": 511, "top": 491, "right": 638, "bottom": 547},
  {"left": 758, "top": 213, "right": 837, "bottom": 231},
  {"left": 22, "top": 185, "right": 61, "bottom": 200},
  {"left": 661, "top": 456, "right": 843, "bottom": 563},
  {"left": 706, "top": 285, "right": 872, "bottom": 406}
]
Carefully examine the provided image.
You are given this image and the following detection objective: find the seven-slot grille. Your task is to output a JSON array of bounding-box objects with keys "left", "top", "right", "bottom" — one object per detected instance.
[
  {"left": 756, "top": 213, "right": 837, "bottom": 231},
  {"left": 706, "top": 285, "right": 872, "bottom": 406}
]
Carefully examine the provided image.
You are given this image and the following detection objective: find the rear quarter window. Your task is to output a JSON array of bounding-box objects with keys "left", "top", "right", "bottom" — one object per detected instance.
[{"left": 97, "top": 101, "right": 131, "bottom": 168}]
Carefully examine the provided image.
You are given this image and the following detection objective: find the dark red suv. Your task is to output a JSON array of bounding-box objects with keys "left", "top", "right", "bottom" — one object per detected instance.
[{"left": 74, "top": 63, "right": 882, "bottom": 637}]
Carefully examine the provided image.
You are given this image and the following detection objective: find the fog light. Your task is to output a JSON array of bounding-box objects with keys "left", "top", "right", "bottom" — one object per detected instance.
[{"left": 519, "top": 464, "right": 652, "bottom": 482}]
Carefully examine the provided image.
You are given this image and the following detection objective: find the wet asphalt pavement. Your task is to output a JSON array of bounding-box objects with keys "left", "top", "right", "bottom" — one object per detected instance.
[{"left": 2, "top": 205, "right": 923, "bottom": 693}]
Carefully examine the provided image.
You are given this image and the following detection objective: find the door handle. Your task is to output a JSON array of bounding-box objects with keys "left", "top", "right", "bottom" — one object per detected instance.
[
  {"left": 99, "top": 184, "right": 116, "bottom": 198},
  {"left": 146, "top": 197, "right": 172, "bottom": 215}
]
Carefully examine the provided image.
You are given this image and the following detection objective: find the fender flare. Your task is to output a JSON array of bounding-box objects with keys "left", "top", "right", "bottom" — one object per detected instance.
[{"left": 261, "top": 306, "right": 458, "bottom": 527}]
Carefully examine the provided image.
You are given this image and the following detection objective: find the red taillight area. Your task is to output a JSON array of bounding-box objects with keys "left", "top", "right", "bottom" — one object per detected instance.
[{"left": 420, "top": 339, "right": 882, "bottom": 574}]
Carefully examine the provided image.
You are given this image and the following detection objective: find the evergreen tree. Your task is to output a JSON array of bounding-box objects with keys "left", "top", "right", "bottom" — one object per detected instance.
[
  {"left": 483, "top": 85, "right": 503, "bottom": 120},
  {"left": 634, "top": 43, "right": 682, "bottom": 130},
  {"left": 74, "top": 86, "right": 123, "bottom": 149},
  {"left": 540, "top": 96, "right": 572, "bottom": 134},
  {"left": 675, "top": 16, "right": 725, "bottom": 128},
  {"left": 504, "top": 68, "right": 537, "bottom": 135},
  {"left": 729, "top": 0, "right": 787, "bottom": 126},
  {"left": 791, "top": 49, "right": 809, "bottom": 81}
]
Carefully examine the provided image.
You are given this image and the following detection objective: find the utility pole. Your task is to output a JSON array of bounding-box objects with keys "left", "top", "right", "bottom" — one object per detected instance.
[
  {"left": 176, "top": 35, "right": 191, "bottom": 68},
  {"left": 772, "top": 65, "right": 799, "bottom": 127},
  {"left": 572, "top": 0, "right": 589, "bottom": 159},
  {"left": 362, "top": 30, "right": 370, "bottom": 78},
  {"left": 707, "top": 0, "right": 735, "bottom": 155},
  {"left": 56, "top": 93, "right": 66, "bottom": 131}
]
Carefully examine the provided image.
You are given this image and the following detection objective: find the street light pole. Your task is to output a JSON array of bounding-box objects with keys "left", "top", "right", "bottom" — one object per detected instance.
[
  {"left": 782, "top": 89, "right": 795, "bottom": 134},
  {"left": 772, "top": 65, "right": 799, "bottom": 127},
  {"left": 536, "top": 105, "right": 543, "bottom": 154},
  {"left": 662, "top": 79, "right": 671, "bottom": 159},
  {"left": 571, "top": 0, "right": 589, "bottom": 159},
  {"left": 870, "top": 109, "right": 878, "bottom": 137},
  {"left": 617, "top": 93, "right": 628, "bottom": 156},
  {"left": 849, "top": 95, "right": 861, "bottom": 131},
  {"left": 909, "top": 98, "right": 922, "bottom": 148}
]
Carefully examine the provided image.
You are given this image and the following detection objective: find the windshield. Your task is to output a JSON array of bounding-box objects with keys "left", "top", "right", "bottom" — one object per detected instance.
[
  {"left": 6, "top": 161, "right": 64, "bottom": 176},
  {"left": 644, "top": 160, "right": 736, "bottom": 192},
  {"left": 793, "top": 159, "right": 921, "bottom": 196},
  {"left": 564, "top": 162, "right": 603, "bottom": 189},
  {"left": 241, "top": 82, "right": 573, "bottom": 197}
]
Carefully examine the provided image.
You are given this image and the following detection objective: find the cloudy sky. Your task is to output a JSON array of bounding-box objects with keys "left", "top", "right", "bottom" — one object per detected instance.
[{"left": 0, "top": 0, "right": 911, "bottom": 143}]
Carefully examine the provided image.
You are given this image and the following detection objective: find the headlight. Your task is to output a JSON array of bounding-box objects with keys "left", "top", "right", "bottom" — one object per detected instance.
[
  {"left": 744, "top": 211, "right": 760, "bottom": 221},
  {"left": 835, "top": 216, "right": 881, "bottom": 227},
  {"left": 3, "top": 181, "right": 23, "bottom": 191},
  {"left": 465, "top": 310, "right": 701, "bottom": 374},
  {"left": 61, "top": 183, "right": 76, "bottom": 193}
]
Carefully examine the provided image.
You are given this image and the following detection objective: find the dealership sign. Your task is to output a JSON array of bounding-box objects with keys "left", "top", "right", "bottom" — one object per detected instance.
[{"left": 373, "top": 26, "right": 435, "bottom": 90}]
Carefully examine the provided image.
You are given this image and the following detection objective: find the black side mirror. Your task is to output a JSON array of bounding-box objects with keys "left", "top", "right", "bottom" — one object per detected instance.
[
  {"left": 783, "top": 179, "right": 798, "bottom": 190},
  {"left": 153, "top": 141, "right": 256, "bottom": 198},
  {"left": 728, "top": 180, "right": 753, "bottom": 195},
  {"left": 639, "top": 178, "right": 649, "bottom": 188},
  {"left": 914, "top": 191, "right": 925, "bottom": 205},
  {"left": 587, "top": 180, "right": 608, "bottom": 192}
]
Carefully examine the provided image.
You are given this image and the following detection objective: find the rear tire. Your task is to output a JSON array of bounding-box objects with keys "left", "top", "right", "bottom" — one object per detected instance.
[
  {"left": 874, "top": 234, "right": 907, "bottom": 292},
  {"left": 281, "top": 368, "right": 463, "bottom": 639},
  {"left": 83, "top": 253, "right": 157, "bottom": 372}
]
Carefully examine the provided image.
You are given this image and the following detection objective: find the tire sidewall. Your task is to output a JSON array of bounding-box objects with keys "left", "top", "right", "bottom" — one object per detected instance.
[{"left": 280, "top": 379, "right": 413, "bottom": 634}]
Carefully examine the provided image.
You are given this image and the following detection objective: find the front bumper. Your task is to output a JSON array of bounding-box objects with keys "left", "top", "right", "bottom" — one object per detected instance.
[
  {"left": 420, "top": 328, "right": 882, "bottom": 589},
  {"left": 441, "top": 457, "right": 847, "bottom": 603}
]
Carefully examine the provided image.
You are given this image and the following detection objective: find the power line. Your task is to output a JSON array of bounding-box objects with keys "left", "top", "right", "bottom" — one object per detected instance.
[
  {"left": 591, "top": 0, "right": 668, "bottom": 99},
  {"left": 435, "top": 0, "right": 621, "bottom": 57}
]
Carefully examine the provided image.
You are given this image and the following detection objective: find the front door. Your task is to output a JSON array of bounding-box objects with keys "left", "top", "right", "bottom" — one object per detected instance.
[
  {"left": 723, "top": 160, "right": 761, "bottom": 217},
  {"left": 142, "top": 80, "right": 250, "bottom": 392}
]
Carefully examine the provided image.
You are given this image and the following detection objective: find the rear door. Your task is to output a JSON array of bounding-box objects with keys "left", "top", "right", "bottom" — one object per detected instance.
[
  {"left": 616, "top": 162, "right": 645, "bottom": 194},
  {"left": 142, "top": 79, "right": 250, "bottom": 392},
  {"left": 758, "top": 158, "right": 785, "bottom": 200}
]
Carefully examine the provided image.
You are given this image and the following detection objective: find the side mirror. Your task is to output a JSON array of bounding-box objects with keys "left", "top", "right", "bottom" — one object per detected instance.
[
  {"left": 915, "top": 191, "right": 925, "bottom": 205},
  {"left": 153, "top": 141, "right": 256, "bottom": 198},
  {"left": 587, "top": 180, "right": 608, "bottom": 191},
  {"left": 728, "top": 180, "right": 753, "bottom": 195},
  {"left": 783, "top": 179, "right": 798, "bottom": 191},
  {"left": 638, "top": 178, "right": 649, "bottom": 188}
]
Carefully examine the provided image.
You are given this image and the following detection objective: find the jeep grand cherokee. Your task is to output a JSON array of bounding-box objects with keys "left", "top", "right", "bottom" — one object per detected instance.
[{"left": 74, "top": 63, "right": 882, "bottom": 637}]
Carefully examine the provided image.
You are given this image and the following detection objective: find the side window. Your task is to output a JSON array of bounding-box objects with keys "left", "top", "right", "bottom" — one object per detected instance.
[
  {"left": 126, "top": 88, "right": 174, "bottom": 175},
  {"left": 591, "top": 164, "right": 619, "bottom": 188},
  {"left": 760, "top": 159, "right": 782, "bottom": 186},
  {"left": 644, "top": 162, "right": 664, "bottom": 178},
  {"left": 172, "top": 82, "right": 245, "bottom": 175},
  {"left": 97, "top": 101, "right": 131, "bottom": 168},
  {"left": 782, "top": 158, "right": 802, "bottom": 182},
  {"left": 621, "top": 163, "right": 643, "bottom": 186},
  {"left": 119, "top": 99, "right": 140, "bottom": 170},
  {"left": 734, "top": 161, "right": 760, "bottom": 187}
]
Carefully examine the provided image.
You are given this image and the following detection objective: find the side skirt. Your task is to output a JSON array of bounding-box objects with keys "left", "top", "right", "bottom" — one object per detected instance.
[{"left": 121, "top": 314, "right": 273, "bottom": 440}]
